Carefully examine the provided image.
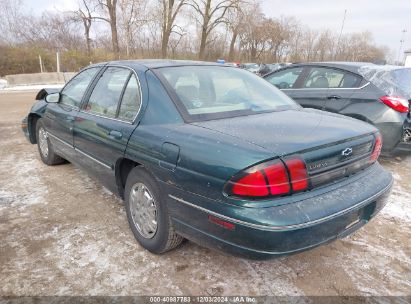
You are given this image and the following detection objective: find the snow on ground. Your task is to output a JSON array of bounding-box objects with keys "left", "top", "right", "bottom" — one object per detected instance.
[{"left": 0, "top": 79, "right": 7, "bottom": 89}]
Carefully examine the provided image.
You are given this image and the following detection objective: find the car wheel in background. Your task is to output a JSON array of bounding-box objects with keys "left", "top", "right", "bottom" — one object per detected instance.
[{"left": 125, "top": 166, "right": 183, "bottom": 253}]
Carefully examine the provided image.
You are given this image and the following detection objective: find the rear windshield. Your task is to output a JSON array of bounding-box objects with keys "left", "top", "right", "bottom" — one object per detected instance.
[
  {"left": 359, "top": 66, "right": 411, "bottom": 98},
  {"left": 392, "top": 69, "right": 411, "bottom": 96},
  {"left": 155, "top": 65, "right": 300, "bottom": 122}
]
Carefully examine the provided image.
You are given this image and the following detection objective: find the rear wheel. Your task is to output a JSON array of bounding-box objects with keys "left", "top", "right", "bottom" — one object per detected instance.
[
  {"left": 125, "top": 167, "right": 183, "bottom": 253},
  {"left": 36, "top": 119, "right": 65, "bottom": 165}
]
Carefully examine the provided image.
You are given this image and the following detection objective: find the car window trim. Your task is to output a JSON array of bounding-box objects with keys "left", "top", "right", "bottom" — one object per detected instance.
[
  {"left": 115, "top": 72, "right": 133, "bottom": 117},
  {"left": 282, "top": 81, "right": 370, "bottom": 91},
  {"left": 80, "top": 64, "right": 143, "bottom": 125},
  {"left": 264, "top": 66, "right": 307, "bottom": 89},
  {"left": 82, "top": 66, "right": 130, "bottom": 119},
  {"left": 60, "top": 66, "right": 104, "bottom": 109},
  {"left": 299, "top": 66, "right": 364, "bottom": 90}
]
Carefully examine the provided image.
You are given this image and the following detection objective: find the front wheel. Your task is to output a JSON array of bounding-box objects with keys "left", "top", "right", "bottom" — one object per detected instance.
[
  {"left": 125, "top": 167, "right": 183, "bottom": 253},
  {"left": 36, "top": 119, "right": 65, "bottom": 165}
]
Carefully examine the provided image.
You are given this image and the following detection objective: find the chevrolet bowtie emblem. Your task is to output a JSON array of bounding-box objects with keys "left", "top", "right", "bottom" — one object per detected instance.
[{"left": 341, "top": 148, "right": 353, "bottom": 156}]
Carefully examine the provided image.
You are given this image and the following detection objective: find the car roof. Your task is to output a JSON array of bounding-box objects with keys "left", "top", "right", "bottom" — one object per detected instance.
[
  {"left": 285, "top": 61, "right": 410, "bottom": 74},
  {"left": 287, "top": 62, "right": 376, "bottom": 74},
  {"left": 94, "top": 59, "right": 223, "bottom": 70}
]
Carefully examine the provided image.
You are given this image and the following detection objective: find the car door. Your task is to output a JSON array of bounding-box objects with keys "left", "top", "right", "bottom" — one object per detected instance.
[
  {"left": 323, "top": 69, "right": 362, "bottom": 113},
  {"left": 290, "top": 66, "right": 338, "bottom": 110},
  {"left": 43, "top": 67, "right": 100, "bottom": 161},
  {"left": 73, "top": 66, "right": 142, "bottom": 191}
]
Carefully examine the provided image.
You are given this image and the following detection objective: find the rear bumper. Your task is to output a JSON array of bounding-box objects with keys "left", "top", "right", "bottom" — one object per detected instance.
[
  {"left": 166, "top": 163, "right": 393, "bottom": 259},
  {"left": 390, "top": 116, "right": 411, "bottom": 154},
  {"left": 377, "top": 114, "right": 411, "bottom": 155}
]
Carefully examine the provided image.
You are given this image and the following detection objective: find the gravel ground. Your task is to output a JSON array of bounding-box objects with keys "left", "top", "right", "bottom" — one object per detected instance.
[{"left": 0, "top": 91, "right": 410, "bottom": 297}]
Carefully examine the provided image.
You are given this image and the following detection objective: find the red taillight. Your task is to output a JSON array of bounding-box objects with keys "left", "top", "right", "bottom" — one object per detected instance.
[
  {"left": 227, "top": 157, "right": 308, "bottom": 199},
  {"left": 370, "top": 133, "right": 383, "bottom": 162},
  {"left": 380, "top": 96, "right": 409, "bottom": 113},
  {"left": 231, "top": 170, "right": 269, "bottom": 197},
  {"left": 285, "top": 158, "right": 308, "bottom": 191},
  {"left": 264, "top": 162, "right": 290, "bottom": 195}
]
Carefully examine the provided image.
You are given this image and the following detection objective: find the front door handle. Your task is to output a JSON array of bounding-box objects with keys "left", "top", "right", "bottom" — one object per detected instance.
[
  {"left": 327, "top": 95, "right": 342, "bottom": 100},
  {"left": 108, "top": 130, "right": 122, "bottom": 140}
]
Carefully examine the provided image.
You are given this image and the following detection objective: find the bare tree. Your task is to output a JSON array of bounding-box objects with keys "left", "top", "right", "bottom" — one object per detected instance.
[
  {"left": 72, "top": 0, "right": 94, "bottom": 57},
  {"left": 312, "top": 30, "right": 335, "bottom": 61},
  {"left": 94, "top": 0, "right": 120, "bottom": 55},
  {"left": 238, "top": 4, "right": 268, "bottom": 62},
  {"left": 264, "top": 17, "right": 298, "bottom": 62},
  {"left": 188, "top": 0, "right": 240, "bottom": 59},
  {"left": 118, "top": 0, "right": 147, "bottom": 57},
  {"left": 226, "top": 1, "right": 246, "bottom": 61},
  {"left": 0, "top": 0, "right": 29, "bottom": 44},
  {"left": 159, "top": 0, "right": 189, "bottom": 58}
]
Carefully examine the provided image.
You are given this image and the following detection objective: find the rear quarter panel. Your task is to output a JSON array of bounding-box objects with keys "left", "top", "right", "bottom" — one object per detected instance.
[
  {"left": 339, "top": 83, "right": 405, "bottom": 151},
  {"left": 126, "top": 122, "right": 272, "bottom": 202}
]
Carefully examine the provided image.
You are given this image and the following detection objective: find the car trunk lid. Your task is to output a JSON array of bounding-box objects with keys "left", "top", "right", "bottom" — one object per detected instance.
[
  {"left": 191, "top": 109, "right": 376, "bottom": 156},
  {"left": 192, "top": 109, "right": 377, "bottom": 190}
]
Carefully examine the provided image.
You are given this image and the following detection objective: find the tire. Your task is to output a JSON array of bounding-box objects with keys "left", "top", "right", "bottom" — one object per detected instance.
[
  {"left": 35, "top": 119, "right": 65, "bottom": 166},
  {"left": 125, "top": 167, "right": 183, "bottom": 254}
]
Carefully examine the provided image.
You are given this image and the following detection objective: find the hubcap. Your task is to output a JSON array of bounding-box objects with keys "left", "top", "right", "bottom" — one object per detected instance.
[
  {"left": 129, "top": 183, "right": 158, "bottom": 239},
  {"left": 38, "top": 127, "right": 49, "bottom": 158}
]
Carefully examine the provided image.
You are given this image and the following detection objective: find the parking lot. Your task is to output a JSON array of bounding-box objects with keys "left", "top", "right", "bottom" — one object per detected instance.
[{"left": 0, "top": 91, "right": 410, "bottom": 296}]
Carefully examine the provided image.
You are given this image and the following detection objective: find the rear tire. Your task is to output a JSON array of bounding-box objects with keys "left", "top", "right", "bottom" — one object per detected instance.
[
  {"left": 125, "top": 167, "right": 183, "bottom": 254},
  {"left": 36, "top": 119, "right": 65, "bottom": 166}
]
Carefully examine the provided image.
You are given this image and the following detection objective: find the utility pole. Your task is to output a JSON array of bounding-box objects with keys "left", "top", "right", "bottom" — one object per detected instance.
[
  {"left": 397, "top": 28, "right": 407, "bottom": 65},
  {"left": 335, "top": 9, "right": 347, "bottom": 60},
  {"left": 56, "top": 52, "right": 61, "bottom": 73},
  {"left": 39, "top": 55, "right": 43, "bottom": 73}
]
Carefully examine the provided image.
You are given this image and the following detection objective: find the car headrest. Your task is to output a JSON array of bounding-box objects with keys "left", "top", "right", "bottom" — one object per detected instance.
[{"left": 311, "top": 76, "right": 329, "bottom": 88}]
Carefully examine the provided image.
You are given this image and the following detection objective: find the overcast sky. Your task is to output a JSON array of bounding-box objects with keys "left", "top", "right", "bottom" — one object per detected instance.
[
  {"left": 261, "top": 0, "right": 411, "bottom": 53},
  {"left": 25, "top": 0, "right": 411, "bottom": 58}
]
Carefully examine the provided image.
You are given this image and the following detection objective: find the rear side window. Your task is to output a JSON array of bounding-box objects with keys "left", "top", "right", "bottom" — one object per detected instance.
[
  {"left": 391, "top": 69, "right": 411, "bottom": 96},
  {"left": 118, "top": 75, "right": 141, "bottom": 121},
  {"left": 86, "top": 67, "right": 130, "bottom": 118},
  {"left": 303, "top": 67, "right": 360, "bottom": 88},
  {"left": 60, "top": 67, "right": 100, "bottom": 108},
  {"left": 265, "top": 67, "right": 303, "bottom": 89}
]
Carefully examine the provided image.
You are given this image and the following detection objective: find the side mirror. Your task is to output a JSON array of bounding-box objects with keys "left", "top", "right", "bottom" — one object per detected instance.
[{"left": 45, "top": 92, "right": 60, "bottom": 103}]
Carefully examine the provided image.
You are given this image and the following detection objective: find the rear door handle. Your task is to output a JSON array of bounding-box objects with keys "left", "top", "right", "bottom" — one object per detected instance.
[
  {"left": 108, "top": 130, "right": 123, "bottom": 140},
  {"left": 327, "top": 95, "right": 342, "bottom": 100}
]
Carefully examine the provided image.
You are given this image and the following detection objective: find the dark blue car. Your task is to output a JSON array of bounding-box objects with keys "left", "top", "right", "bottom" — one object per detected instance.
[{"left": 22, "top": 60, "right": 393, "bottom": 259}]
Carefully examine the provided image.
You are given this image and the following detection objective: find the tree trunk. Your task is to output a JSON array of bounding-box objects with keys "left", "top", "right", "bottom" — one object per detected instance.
[
  {"left": 161, "top": 30, "right": 170, "bottom": 58},
  {"left": 198, "top": 0, "right": 211, "bottom": 60},
  {"left": 109, "top": 15, "right": 119, "bottom": 55},
  {"left": 107, "top": 0, "right": 119, "bottom": 56},
  {"left": 83, "top": 19, "right": 91, "bottom": 58},
  {"left": 198, "top": 26, "right": 208, "bottom": 60},
  {"left": 86, "top": 31, "right": 91, "bottom": 58},
  {"left": 228, "top": 30, "right": 238, "bottom": 61}
]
